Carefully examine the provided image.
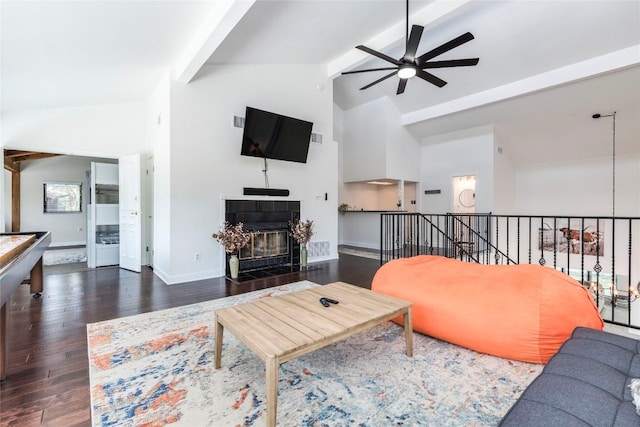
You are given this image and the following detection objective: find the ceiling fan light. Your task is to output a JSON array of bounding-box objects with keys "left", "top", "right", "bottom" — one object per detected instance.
[{"left": 398, "top": 65, "right": 416, "bottom": 79}]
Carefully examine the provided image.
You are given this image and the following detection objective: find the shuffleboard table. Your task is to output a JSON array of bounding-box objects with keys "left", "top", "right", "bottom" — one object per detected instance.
[{"left": 0, "top": 231, "right": 51, "bottom": 381}]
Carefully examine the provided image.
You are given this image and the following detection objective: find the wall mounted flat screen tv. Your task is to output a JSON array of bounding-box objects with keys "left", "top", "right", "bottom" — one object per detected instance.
[{"left": 241, "top": 107, "right": 313, "bottom": 163}]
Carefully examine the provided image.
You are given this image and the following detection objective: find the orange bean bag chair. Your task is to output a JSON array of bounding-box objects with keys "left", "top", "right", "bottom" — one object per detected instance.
[{"left": 372, "top": 255, "right": 603, "bottom": 364}]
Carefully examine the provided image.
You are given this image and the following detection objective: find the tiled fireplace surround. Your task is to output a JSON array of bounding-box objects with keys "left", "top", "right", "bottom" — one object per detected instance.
[{"left": 224, "top": 199, "right": 301, "bottom": 280}]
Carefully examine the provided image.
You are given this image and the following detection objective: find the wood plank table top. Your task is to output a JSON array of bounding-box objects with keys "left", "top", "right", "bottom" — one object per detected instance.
[
  {"left": 0, "top": 234, "right": 36, "bottom": 267},
  {"left": 214, "top": 281, "right": 413, "bottom": 427}
]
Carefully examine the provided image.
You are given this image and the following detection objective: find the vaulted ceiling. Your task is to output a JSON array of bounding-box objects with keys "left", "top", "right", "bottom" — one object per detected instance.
[{"left": 2, "top": 0, "right": 639, "bottom": 166}]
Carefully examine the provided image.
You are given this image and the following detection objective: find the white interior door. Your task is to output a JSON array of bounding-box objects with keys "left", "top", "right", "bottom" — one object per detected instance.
[
  {"left": 453, "top": 175, "right": 476, "bottom": 214},
  {"left": 119, "top": 153, "right": 142, "bottom": 272}
]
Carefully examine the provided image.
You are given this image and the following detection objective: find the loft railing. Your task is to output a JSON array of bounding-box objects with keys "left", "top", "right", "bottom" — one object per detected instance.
[{"left": 380, "top": 213, "right": 640, "bottom": 330}]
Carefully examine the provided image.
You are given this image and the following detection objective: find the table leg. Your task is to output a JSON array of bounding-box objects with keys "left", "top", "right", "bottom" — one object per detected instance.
[
  {"left": 404, "top": 307, "right": 413, "bottom": 357},
  {"left": 214, "top": 316, "right": 223, "bottom": 369},
  {"left": 266, "top": 356, "right": 279, "bottom": 427},
  {"left": 30, "top": 257, "right": 44, "bottom": 297},
  {"left": 0, "top": 303, "right": 7, "bottom": 381}
]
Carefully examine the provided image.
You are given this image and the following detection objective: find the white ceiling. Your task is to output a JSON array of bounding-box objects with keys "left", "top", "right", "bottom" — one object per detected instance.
[{"left": 2, "top": 0, "right": 639, "bottom": 166}]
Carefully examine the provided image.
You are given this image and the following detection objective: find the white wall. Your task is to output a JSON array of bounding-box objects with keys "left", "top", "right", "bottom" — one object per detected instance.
[
  {"left": 514, "top": 153, "right": 640, "bottom": 216},
  {"left": 342, "top": 97, "right": 421, "bottom": 183},
  {"left": 420, "top": 126, "right": 495, "bottom": 214},
  {"left": 148, "top": 70, "right": 172, "bottom": 273},
  {"left": 342, "top": 98, "right": 387, "bottom": 182},
  {"left": 385, "top": 99, "right": 420, "bottom": 182},
  {"left": 152, "top": 64, "right": 337, "bottom": 284},
  {"left": 18, "top": 155, "right": 115, "bottom": 246},
  {"left": 1, "top": 102, "right": 149, "bottom": 158},
  {"left": 493, "top": 131, "right": 516, "bottom": 213},
  {"left": 335, "top": 103, "right": 345, "bottom": 245}
]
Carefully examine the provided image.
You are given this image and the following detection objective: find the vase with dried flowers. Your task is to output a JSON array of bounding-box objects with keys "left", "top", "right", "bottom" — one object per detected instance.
[
  {"left": 290, "top": 219, "right": 314, "bottom": 268},
  {"left": 212, "top": 221, "right": 252, "bottom": 279}
]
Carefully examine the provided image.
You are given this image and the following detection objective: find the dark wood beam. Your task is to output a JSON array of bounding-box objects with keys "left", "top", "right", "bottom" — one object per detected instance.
[
  {"left": 11, "top": 168, "right": 20, "bottom": 232},
  {"left": 4, "top": 149, "right": 61, "bottom": 232},
  {"left": 4, "top": 150, "right": 61, "bottom": 165}
]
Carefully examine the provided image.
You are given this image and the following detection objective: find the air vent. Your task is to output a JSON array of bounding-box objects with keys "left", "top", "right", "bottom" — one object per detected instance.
[
  {"left": 233, "top": 116, "right": 245, "bottom": 128},
  {"left": 311, "top": 133, "right": 323, "bottom": 143},
  {"left": 308, "top": 241, "right": 330, "bottom": 257}
]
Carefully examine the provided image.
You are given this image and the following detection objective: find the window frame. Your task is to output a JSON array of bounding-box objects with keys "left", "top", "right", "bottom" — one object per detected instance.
[{"left": 43, "top": 181, "right": 83, "bottom": 214}]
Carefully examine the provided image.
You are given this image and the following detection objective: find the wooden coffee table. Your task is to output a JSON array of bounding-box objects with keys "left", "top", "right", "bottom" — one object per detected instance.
[{"left": 214, "top": 281, "right": 413, "bottom": 427}]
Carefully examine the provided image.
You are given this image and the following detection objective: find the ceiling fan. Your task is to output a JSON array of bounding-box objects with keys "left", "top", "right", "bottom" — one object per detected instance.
[{"left": 342, "top": 0, "right": 479, "bottom": 95}]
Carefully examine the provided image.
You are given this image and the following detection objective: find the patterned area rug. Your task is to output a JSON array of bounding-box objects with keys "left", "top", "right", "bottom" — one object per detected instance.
[{"left": 87, "top": 281, "right": 543, "bottom": 426}]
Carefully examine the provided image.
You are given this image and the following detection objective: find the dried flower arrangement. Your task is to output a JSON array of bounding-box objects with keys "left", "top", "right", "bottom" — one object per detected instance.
[
  {"left": 289, "top": 219, "right": 314, "bottom": 245},
  {"left": 212, "top": 221, "right": 253, "bottom": 254}
]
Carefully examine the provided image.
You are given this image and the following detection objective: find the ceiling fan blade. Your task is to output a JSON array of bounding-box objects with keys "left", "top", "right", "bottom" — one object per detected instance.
[
  {"left": 342, "top": 67, "right": 398, "bottom": 75},
  {"left": 403, "top": 25, "right": 424, "bottom": 61},
  {"left": 416, "top": 32, "right": 475, "bottom": 65},
  {"left": 356, "top": 45, "right": 402, "bottom": 66},
  {"left": 421, "top": 58, "right": 479, "bottom": 69},
  {"left": 416, "top": 69, "right": 447, "bottom": 87},
  {"left": 360, "top": 71, "right": 397, "bottom": 90},
  {"left": 397, "top": 78, "right": 408, "bottom": 95}
]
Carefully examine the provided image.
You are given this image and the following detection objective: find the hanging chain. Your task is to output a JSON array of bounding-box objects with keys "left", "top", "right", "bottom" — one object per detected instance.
[{"left": 406, "top": 0, "right": 409, "bottom": 49}]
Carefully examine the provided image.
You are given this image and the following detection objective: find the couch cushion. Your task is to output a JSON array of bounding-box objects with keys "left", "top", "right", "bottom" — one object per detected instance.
[
  {"left": 614, "top": 401, "right": 640, "bottom": 426},
  {"left": 524, "top": 373, "right": 624, "bottom": 426},
  {"left": 499, "top": 400, "right": 590, "bottom": 427},
  {"left": 500, "top": 328, "right": 640, "bottom": 426},
  {"left": 559, "top": 338, "right": 635, "bottom": 377},
  {"left": 545, "top": 353, "right": 628, "bottom": 398}
]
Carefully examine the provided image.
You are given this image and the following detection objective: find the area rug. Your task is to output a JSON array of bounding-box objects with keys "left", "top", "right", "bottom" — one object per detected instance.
[{"left": 87, "top": 280, "right": 543, "bottom": 426}]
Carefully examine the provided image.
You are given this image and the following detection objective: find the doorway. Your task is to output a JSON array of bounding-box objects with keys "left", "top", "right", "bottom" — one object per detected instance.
[{"left": 452, "top": 175, "right": 476, "bottom": 214}]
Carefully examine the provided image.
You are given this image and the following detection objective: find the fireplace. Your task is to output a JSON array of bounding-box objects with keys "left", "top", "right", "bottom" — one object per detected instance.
[
  {"left": 240, "top": 230, "right": 289, "bottom": 260},
  {"left": 224, "top": 199, "right": 301, "bottom": 279}
]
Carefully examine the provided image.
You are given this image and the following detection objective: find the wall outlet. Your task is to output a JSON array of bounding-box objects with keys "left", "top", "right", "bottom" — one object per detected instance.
[{"left": 194, "top": 252, "right": 201, "bottom": 262}]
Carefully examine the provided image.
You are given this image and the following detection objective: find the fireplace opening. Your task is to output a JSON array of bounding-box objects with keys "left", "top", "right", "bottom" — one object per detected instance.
[{"left": 240, "top": 230, "right": 289, "bottom": 260}]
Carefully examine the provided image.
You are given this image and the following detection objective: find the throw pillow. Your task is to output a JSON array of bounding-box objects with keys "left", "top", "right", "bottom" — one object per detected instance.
[{"left": 630, "top": 378, "right": 640, "bottom": 416}]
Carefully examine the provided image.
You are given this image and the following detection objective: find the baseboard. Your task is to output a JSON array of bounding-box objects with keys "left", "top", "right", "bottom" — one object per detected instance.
[
  {"left": 153, "top": 266, "right": 224, "bottom": 285},
  {"left": 340, "top": 240, "right": 380, "bottom": 251}
]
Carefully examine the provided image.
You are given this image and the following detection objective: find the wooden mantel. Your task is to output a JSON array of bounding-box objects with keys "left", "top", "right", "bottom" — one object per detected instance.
[{"left": 3, "top": 150, "right": 62, "bottom": 232}]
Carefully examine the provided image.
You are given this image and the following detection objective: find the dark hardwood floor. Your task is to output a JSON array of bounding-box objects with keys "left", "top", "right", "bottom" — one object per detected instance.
[{"left": 0, "top": 254, "right": 379, "bottom": 426}]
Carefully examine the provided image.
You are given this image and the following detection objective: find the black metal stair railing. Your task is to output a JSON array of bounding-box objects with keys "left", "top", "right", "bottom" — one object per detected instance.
[{"left": 380, "top": 213, "right": 640, "bottom": 330}]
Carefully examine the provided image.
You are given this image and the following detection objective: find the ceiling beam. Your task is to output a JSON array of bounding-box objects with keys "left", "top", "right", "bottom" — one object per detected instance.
[
  {"left": 327, "top": 0, "right": 473, "bottom": 79},
  {"left": 402, "top": 45, "right": 640, "bottom": 126},
  {"left": 4, "top": 149, "right": 62, "bottom": 173},
  {"left": 175, "top": 0, "right": 256, "bottom": 84},
  {"left": 4, "top": 150, "right": 61, "bottom": 164}
]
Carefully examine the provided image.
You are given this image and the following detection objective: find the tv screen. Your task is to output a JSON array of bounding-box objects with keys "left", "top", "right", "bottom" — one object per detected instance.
[{"left": 241, "top": 107, "right": 313, "bottom": 163}]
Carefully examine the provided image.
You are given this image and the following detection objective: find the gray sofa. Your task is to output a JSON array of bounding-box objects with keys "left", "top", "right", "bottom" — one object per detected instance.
[{"left": 499, "top": 327, "right": 640, "bottom": 426}]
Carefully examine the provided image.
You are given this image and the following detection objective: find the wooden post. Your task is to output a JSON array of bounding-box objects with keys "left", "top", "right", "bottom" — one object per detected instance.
[
  {"left": 11, "top": 169, "right": 20, "bottom": 232},
  {"left": 0, "top": 303, "right": 6, "bottom": 381}
]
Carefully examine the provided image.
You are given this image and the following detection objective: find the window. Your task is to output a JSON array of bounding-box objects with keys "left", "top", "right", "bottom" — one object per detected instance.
[{"left": 43, "top": 182, "right": 82, "bottom": 213}]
